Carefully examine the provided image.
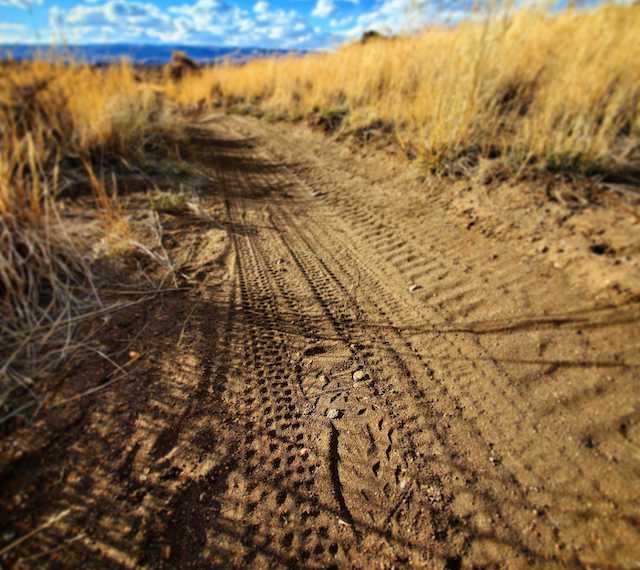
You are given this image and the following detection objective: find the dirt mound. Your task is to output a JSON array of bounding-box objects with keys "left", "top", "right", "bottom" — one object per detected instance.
[
  {"left": 166, "top": 51, "right": 200, "bottom": 81},
  {"left": 360, "top": 30, "right": 391, "bottom": 44}
]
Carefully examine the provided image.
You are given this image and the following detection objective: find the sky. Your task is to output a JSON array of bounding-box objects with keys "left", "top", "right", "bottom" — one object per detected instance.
[{"left": 0, "top": 0, "right": 477, "bottom": 49}]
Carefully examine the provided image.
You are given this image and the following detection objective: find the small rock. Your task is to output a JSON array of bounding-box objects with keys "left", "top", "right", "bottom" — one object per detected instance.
[
  {"left": 408, "top": 284, "right": 422, "bottom": 293},
  {"left": 326, "top": 408, "right": 342, "bottom": 420},
  {"left": 590, "top": 243, "right": 611, "bottom": 256},
  {"left": 352, "top": 370, "right": 366, "bottom": 382},
  {"left": 162, "top": 545, "right": 171, "bottom": 560},
  {"left": 299, "top": 447, "right": 310, "bottom": 458},
  {"left": 425, "top": 485, "right": 442, "bottom": 503},
  {"left": 199, "top": 492, "right": 206, "bottom": 502}
]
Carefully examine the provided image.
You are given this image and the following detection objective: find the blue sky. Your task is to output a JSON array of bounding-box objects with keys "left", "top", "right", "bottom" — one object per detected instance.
[{"left": 0, "top": 0, "right": 476, "bottom": 48}]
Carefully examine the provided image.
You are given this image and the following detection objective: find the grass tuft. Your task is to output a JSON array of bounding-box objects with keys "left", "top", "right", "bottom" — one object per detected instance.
[
  {"left": 0, "top": 59, "right": 183, "bottom": 421},
  {"left": 178, "top": 4, "right": 640, "bottom": 180}
]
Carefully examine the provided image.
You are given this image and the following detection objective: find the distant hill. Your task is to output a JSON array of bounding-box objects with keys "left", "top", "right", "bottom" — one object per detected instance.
[{"left": 0, "top": 43, "right": 302, "bottom": 65}]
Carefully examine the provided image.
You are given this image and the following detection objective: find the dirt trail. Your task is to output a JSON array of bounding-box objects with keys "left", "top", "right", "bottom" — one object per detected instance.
[{"left": 1, "top": 114, "right": 639, "bottom": 569}]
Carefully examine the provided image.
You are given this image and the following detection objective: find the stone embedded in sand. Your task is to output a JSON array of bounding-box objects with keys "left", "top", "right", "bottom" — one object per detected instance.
[
  {"left": 409, "top": 284, "right": 422, "bottom": 292},
  {"left": 326, "top": 408, "right": 341, "bottom": 420},
  {"left": 489, "top": 454, "right": 502, "bottom": 465},
  {"left": 353, "top": 369, "right": 366, "bottom": 382}
]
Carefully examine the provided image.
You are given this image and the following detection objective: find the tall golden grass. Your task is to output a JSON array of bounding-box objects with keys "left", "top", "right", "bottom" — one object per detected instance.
[
  {"left": 0, "top": 60, "right": 178, "bottom": 218},
  {"left": 178, "top": 3, "right": 640, "bottom": 177},
  {"left": 0, "top": 60, "right": 180, "bottom": 420}
]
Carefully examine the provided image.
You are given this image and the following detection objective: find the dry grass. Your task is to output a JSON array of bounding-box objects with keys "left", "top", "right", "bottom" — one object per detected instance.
[
  {"left": 0, "top": 59, "right": 182, "bottom": 421},
  {"left": 178, "top": 3, "right": 640, "bottom": 179}
]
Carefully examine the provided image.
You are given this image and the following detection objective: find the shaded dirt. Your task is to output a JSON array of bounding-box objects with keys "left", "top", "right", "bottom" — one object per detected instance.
[{"left": 1, "top": 114, "right": 639, "bottom": 569}]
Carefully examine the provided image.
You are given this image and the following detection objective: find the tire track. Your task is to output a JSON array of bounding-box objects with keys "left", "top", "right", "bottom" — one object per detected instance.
[
  {"left": 209, "top": 124, "right": 446, "bottom": 565},
  {"left": 214, "top": 114, "right": 640, "bottom": 567},
  {"left": 172, "top": 114, "right": 640, "bottom": 568}
]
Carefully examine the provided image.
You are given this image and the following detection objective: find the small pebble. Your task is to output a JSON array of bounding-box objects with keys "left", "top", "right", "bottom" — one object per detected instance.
[
  {"left": 408, "top": 284, "right": 422, "bottom": 293},
  {"left": 352, "top": 370, "right": 366, "bottom": 382},
  {"left": 326, "top": 408, "right": 341, "bottom": 420}
]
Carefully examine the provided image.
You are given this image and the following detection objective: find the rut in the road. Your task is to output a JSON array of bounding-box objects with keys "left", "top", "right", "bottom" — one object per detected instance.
[
  {"left": 212, "top": 142, "right": 442, "bottom": 567},
  {"left": 189, "top": 120, "right": 550, "bottom": 568},
  {"left": 183, "top": 115, "right": 639, "bottom": 569},
  {"left": 2, "top": 114, "right": 638, "bottom": 569}
]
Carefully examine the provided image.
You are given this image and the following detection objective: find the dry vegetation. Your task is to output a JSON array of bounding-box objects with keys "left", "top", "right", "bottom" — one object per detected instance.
[
  {"left": 1, "top": 3, "right": 638, "bottom": 420},
  {"left": 179, "top": 3, "right": 640, "bottom": 178},
  {"left": 0, "top": 60, "right": 182, "bottom": 421}
]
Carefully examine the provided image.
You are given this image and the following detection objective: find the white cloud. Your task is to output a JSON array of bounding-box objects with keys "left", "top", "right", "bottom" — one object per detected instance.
[
  {"left": 60, "top": 0, "right": 169, "bottom": 29},
  {"left": 48, "top": 5, "right": 64, "bottom": 28},
  {"left": 253, "top": 0, "right": 268, "bottom": 14},
  {"left": 0, "top": 0, "right": 42, "bottom": 9},
  {"left": 268, "top": 25, "right": 285, "bottom": 39},
  {"left": 51, "top": 1, "right": 181, "bottom": 42},
  {"left": 168, "top": 0, "right": 238, "bottom": 32},
  {"left": 290, "top": 32, "right": 312, "bottom": 45},
  {"left": 344, "top": 0, "right": 470, "bottom": 38},
  {"left": 345, "top": 0, "right": 424, "bottom": 37},
  {"left": 0, "top": 22, "right": 27, "bottom": 41},
  {"left": 312, "top": 0, "right": 335, "bottom": 18},
  {"left": 329, "top": 15, "right": 353, "bottom": 28},
  {"left": 28, "top": 0, "right": 339, "bottom": 49}
]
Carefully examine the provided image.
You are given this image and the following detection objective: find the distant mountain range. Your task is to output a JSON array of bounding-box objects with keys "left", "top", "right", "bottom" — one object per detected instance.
[{"left": 0, "top": 44, "right": 302, "bottom": 65}]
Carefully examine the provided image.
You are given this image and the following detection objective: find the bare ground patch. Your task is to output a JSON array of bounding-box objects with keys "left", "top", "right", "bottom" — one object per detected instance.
[{"left": 1, "top": 116, "right": 639, "bottom": 568}]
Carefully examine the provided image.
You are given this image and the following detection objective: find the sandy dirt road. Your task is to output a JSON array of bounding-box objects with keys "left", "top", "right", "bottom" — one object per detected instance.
[{"left": 1, "top": 114, "right": 639, "bottom": 569}]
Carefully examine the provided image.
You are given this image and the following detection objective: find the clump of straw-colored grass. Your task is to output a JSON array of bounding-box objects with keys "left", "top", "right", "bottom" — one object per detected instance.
[
  {"left": 177, "top": 3, "right": 640, "bottom": 179},
  {"left": 0, "top": 59, "right": 182, "bottom": 421}
]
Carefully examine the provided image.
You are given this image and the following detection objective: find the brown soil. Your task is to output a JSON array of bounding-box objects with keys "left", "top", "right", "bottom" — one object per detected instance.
[{"left": 1, "top": 114, "right": 639, "bottom": 569}]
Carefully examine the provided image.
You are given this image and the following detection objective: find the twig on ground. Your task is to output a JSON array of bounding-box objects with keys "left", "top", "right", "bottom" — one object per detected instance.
[
  {"left": 177, "top": 303, "right": 199, "bottom": 348},
  {"left": 17, "top": 533, "right": 86, "bottom": 565},
  {"left": 0, "top": 509, "right": 71, "bottom": 558}
]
